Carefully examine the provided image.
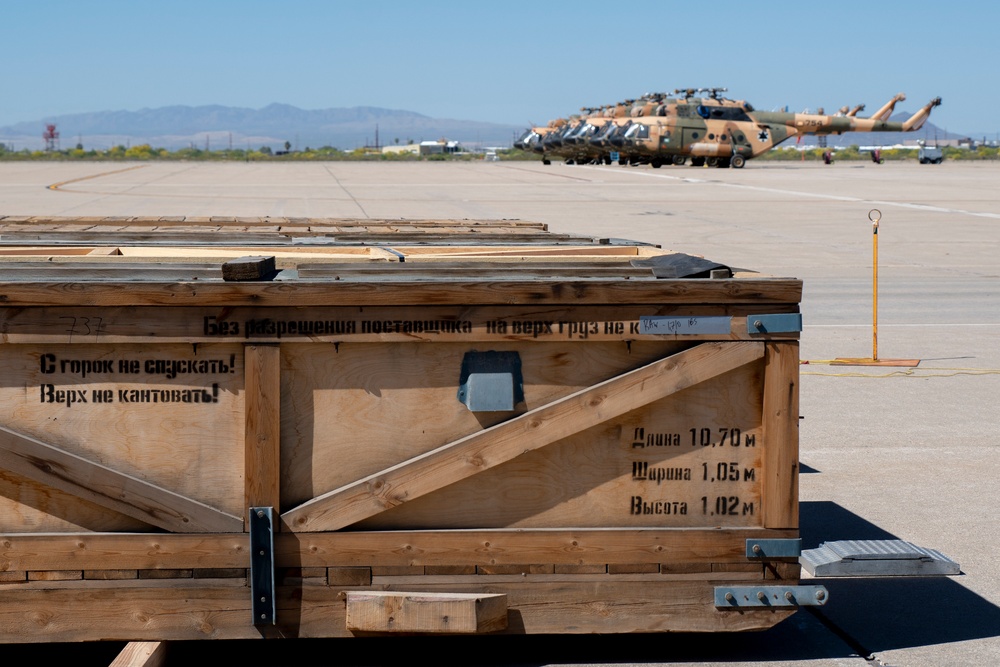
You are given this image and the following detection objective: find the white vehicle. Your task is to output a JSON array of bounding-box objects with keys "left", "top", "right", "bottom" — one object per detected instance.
[{"left": 918, "top": 145, "right": 943, "bottom": 164}]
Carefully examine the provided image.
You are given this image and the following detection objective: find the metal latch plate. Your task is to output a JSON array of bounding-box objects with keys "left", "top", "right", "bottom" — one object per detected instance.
[
  {"left": 715, "top": 585, "right": 829, "bottom": 608},
  {"left": 748, "top": 313, "right": 802, "bottom": 334},
  {"left": 746, "top": 538, "right": 802, "bottom": 559}
]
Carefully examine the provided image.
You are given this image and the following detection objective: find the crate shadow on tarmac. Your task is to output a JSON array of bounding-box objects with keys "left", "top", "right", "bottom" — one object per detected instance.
[{"left": 800, "top": 500, "right": 1000, "bottom": 656}]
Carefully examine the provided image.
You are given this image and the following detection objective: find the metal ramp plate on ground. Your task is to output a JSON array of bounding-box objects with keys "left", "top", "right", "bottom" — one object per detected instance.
[{"left": 801, "top": 539, "right": 960, "bottom": 577}]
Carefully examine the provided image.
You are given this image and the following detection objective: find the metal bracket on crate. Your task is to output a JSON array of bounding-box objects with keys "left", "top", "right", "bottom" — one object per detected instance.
[
  {"left": 249, "top": 506, "right": 277, "bottom": 626},
  {"left": 747, "top": 313, "right": 803, "bottom": 334},
  {"left": 715, "top": 585, "right": 829, "bottom": 608},
  {"left": 457, "top": 351, "right": 524, "bottom": 412},
  {"left": 746, "top": 538, "right": 802, "bottom": 559}
]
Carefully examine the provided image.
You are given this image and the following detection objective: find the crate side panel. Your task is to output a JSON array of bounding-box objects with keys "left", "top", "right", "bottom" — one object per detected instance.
[
  {"left": 352, "top": 361, "right": 764, "bottom": 529},
  {"left": 279, "top": 341, "right": 689, "bottom": 510},
  {"left": 0, "top": 343, "right": 246, "bottom": 529}
]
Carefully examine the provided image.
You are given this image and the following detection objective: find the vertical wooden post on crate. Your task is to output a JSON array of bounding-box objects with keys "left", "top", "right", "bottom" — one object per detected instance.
[
  {"left": 244, "top": 344, "right": 281, "bottom": 523},
  {"left": 761, "top": 341, "right": 799, "bottom": 529}
]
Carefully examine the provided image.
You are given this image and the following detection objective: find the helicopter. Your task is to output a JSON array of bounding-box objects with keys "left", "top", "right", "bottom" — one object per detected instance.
[{"left": 516, "top": 89, "right": 942, "bottom": 168}]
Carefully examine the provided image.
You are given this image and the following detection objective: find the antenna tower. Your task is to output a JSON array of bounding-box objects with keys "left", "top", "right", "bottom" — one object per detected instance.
[{"left": 43, "top": 124, "right": 60, "bottom": 152}]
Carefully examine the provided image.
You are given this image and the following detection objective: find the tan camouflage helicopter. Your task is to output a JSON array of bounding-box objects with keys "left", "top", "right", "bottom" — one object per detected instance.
[{"left": 517, "top": 89, "right": 942, "bottom": 168}]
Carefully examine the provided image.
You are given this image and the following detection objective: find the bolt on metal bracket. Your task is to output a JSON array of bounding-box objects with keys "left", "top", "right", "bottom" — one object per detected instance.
[
  {"left": 249, "top": 506, "right": 277, "bottom": 626},
  {"left": 747, "top": 313, "right": 802, "bottom": 334},
  {"left": 715, "top": 585, "right": 829, "bottom": 608},
  {"left": 746, "top": 538, "right": 802, "bottom": 559}
]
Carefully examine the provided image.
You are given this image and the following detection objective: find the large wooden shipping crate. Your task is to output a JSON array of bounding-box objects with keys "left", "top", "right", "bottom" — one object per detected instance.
[{"left": 0, "top": 218, "right": 808, "bottom": 641}]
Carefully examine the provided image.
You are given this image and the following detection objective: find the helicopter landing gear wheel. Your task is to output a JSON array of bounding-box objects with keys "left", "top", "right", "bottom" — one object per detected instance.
[
  {"left": 731, "top": 154, "right": 746, "bottom": 168},
  {"left": 690, "top": 157, "right": 705, "bottom": 167},
  {"left": 706, "top": 157, "right": 719, "bottom": 168},
  {"left": 651, "top": 159, "right": 662, "bottom": 168},
  {"left": 672, "top": 155, "right": 686, "bottom": 166}
]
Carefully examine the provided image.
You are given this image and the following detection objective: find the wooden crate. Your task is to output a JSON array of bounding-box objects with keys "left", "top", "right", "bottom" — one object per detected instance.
[{"left": 0, "top": 219, "right": 803, "bottom": 641}]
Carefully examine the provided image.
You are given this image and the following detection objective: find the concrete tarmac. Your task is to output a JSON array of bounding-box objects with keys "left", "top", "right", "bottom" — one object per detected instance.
[{"left": 1, "top": 159, "right": 998, "bottom": 666}]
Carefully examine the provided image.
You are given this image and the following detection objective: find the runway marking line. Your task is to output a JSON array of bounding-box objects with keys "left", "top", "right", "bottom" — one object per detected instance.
[
  {"left": 572, "top": 163, "right": 1000, "bottom": 220},
  {"left": 46, "top": 164, "right": 150, "bottom": 191}
]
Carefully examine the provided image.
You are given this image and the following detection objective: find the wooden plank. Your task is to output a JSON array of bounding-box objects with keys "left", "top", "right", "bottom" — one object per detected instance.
[
  {"left": 244, "top": 344, "right": 281, "bottom": 521},
  {"left": 27, "top": 570, "right": 82, "bottom": 581},
  {"left": 0, "top": 279, "right": 802, "bottom": 307},
  {"left": 0, "top": 579, "right": 792, "bottom": 641},
  {"left": 282, "top": 341, "right": 765, "bottom": 532},
  {"left": 110, "top": 642, "right": 168, "bottom": 667},
  {"left": 0, "top": 528, "right": 795, "bottom": 571},
  {"left": 477, "top": 564, "right": 554, "bottom": 575},
  {"left": 328, "top": 567, "right": 372, "bottom": 586},
  {"left": 608, "top": 563, "right": 659, "bottom": 574},
  {"left": 761, "top": 342, "right": 800, "bottom": 529},
  {"left": 369, "top": 572, "right": 763, "bottom": 585},
  {"left": 0, "top": 425, "right": 242, "bottom": 533},
  {"left": 85, "top": 570, "right": 138, "bottom": 580},
  {"left": 222, "top": 256, "right": 277, "bottom": 281},
  {"left": 138, "top": 569, "right": 192, "bottom": 579},
  {"left": 0, "top": 304, "right": 799, "bottom": 345},
  {"left": 345, "top": 591, "right": 508, "bottom": 634}
]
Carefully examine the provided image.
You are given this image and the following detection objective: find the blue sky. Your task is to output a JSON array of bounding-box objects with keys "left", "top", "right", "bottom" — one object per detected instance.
[{"left": 1, "top": 1, "right": 995, "bottom": 135}]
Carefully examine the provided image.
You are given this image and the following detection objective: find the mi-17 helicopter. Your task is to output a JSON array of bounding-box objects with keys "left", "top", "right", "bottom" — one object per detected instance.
[{"left": 516, "top": 88, "right": 942, "bottom": 168}]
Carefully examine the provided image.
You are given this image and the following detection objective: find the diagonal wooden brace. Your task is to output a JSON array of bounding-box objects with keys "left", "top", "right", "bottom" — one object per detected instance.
[{"left": 0, "top": 424, "right": 242, "bottom": 533}]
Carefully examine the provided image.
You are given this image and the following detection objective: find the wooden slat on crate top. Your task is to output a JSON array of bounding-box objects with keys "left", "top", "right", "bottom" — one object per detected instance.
[
  {"left": 282, "top": 341, "right": 764, "bottom": 532},
  {"left": 0, "top": 278, "right": 802, "bottom": 307}
]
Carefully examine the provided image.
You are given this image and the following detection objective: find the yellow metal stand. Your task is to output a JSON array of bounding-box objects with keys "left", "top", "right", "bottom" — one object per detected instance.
[{"left": 833, "top": 210, "right": 920, "bottom": 367}]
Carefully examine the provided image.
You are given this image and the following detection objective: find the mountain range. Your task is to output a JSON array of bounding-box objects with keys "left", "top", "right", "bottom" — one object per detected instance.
[
  {"left": 0, "top": 104, "right": 525, "bottom": 151},
  {"left": 0, "top": 104, "right": 970, "bottom": 152}
]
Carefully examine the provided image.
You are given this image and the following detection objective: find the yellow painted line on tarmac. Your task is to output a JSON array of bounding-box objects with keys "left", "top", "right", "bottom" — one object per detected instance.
[{"left": 47, "top": 164, "right": 149, "bottom": 191}]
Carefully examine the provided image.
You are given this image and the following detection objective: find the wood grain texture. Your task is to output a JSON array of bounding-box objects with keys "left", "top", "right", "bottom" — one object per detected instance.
[
  {"left": 345, "top": 591, "right": 508, "bottom": 633},
  {"left": 0, "top": 425, "right": 241, "bottom": 533},
  {"left": 244, "top": 344, "right": 281, "bottom": 521},
  {"left": 0, "top": 579, "right": 794, "bottom": 641},
  {"left": 281, "top": 341, "right": 764, "bottom": 532},
  {"left": 0, "top": 304, "right": 799, "bottom": 345},
  {"left": 0, "top": 279, "right": 802, "bottom": 307},
  {"left": 110, "top": 642, "right": 168, "bottom": 667},
  {"left": 0, "top": 528, "right": 795, "bottom": 571},
  {"left": 0, "top": 343, "right": 247, "bottom": 527},
  {"left": 761, "top": 342, "right": 799, "bottom": 529}
]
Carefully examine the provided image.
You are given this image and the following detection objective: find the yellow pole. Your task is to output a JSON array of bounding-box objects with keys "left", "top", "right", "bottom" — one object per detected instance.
[{"left": 869, "top": 209, "right": 881, "bottom": 361}]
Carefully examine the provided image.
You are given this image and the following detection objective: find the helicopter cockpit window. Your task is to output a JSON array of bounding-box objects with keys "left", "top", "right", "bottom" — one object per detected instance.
[{"left": 704, "top": 107, "right": 752, "bottom": 122}]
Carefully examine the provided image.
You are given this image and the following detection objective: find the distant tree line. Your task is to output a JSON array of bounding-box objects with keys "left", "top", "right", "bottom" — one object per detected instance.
[
  {"left": 0, "top": 143, "right": 502, "bottom": 162},
  {"left": 757, "top": 145, "right": 999, "bottom": 162},
  {"left": 1, "top": 143, "right": 996, "bottom": 163}
]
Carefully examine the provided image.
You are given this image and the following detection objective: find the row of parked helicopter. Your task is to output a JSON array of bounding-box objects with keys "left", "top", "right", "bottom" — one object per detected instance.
[{"left": 514, "top": 88, "right": 942, "bottom": 168}]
